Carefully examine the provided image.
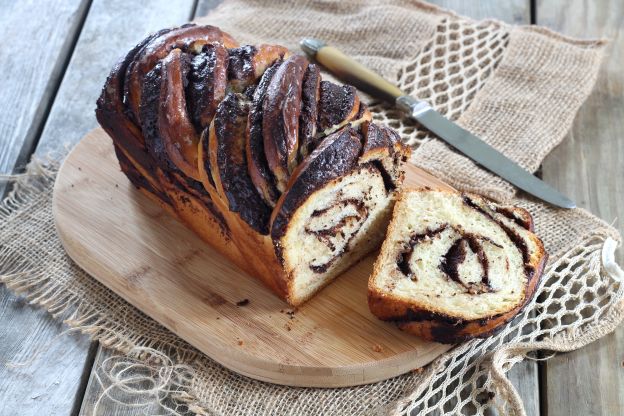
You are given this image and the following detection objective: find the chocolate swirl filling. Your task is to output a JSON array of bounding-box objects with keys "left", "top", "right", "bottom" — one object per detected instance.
[
  {"left": 305, "top": 197, "right": 369, "bottom": 273},
  {"left": 440, "top": 233, "right": 495, "bottom": 294},
  {"left": 462, "top": 195, "right": 535, "bottom": 279},
  {"left": 396, "top": 223, "right": 499, "bottom": 294},
  {"left": 396, "top": 224, "right": 448, "bottom": 280}
]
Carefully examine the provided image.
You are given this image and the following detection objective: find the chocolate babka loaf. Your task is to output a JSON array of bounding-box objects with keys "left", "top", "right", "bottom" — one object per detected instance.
[
  {"left": 368, "top": 189, "right": 547, "bottom": 343},
  {"left": 96, "top": 24, "right": 409, "bottom": 306}
]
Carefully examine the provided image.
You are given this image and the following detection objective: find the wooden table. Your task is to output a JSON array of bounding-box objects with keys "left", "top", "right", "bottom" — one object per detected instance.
[{"left": 0, "top": 1, "right": 621, "bottom": 414}]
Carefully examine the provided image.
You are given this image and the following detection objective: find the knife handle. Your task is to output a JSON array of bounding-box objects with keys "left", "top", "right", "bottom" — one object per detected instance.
[{"left": 311, "top": 44, "right": 404, "bottom": 103}]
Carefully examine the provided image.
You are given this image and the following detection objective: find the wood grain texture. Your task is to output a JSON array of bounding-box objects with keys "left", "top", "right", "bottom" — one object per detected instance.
[
  {"left": 422, "top": 2, "right": 541, "bottom": 415},
  {"left": 0, "top": 0, "right": 89, "bottom": 195},
  {"left": 538, "top": 0, "right": 624, "bottom": 415},
  {"left": 0, "top": 2, "right": 94, "bottom": 415},
  {"left": 0, "top": 1, "right": 198, "bottom": 415},
  {"left": 53, "top": 129, "right": 452, "bottom": 388},
  {"left": 429, "top": 0, "right": 530, "bottom": 24},
  {"left": 78, "top": 348, "right": 166, "bottom": 416},
  {"left": 0, "top": 285, "right": 96, "bottom": 416}
]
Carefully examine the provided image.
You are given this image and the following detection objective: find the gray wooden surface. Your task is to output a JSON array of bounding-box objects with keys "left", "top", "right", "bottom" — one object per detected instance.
[
  {"left": 0, "top": 0, "right": 90, "bottom": 197},
  {"left": 538, "top": 1, "right": 624, "bottom": 415},
  {"left": 0, "top": 1, "right": 621, "bottom": 415}
]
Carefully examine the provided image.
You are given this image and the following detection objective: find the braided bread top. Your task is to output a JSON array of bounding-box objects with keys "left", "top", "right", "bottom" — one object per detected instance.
[{"left": 96, "top": 24, "right": 405, "bottom": 237}]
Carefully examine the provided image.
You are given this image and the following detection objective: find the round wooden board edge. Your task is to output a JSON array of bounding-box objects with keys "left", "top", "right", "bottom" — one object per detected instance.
[{"left": 52, "top": 128, "right": 454, "bottom": 387}]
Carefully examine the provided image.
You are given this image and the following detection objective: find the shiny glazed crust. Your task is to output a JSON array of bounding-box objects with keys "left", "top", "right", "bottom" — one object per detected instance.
[{"left": 96, "top": 24, "right": 409, "bottom": 306}]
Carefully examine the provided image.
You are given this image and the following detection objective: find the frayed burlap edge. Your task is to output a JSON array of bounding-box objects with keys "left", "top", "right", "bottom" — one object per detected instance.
[
  {"left": 1, "top": 159, "right": 623, "bottom": 416},
  {"left": 0, "top": 161, "right": 201, "bottom": 363}
]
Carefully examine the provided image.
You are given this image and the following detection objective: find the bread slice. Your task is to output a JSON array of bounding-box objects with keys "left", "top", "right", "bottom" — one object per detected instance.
[
  {"left": 317, "top": 81, "right": 360, "bottom": 136},
  {"left": 186, "top": 43, "right": 229, "bottom": 130},
  {"left": 368, "top": 189, "right": 547, "bottom": 343},
  {"left": 158, "top": 48, "right": 202, "bottom": 181},
  {"left": 262, "top": 55, "right": 308, "bottom": 192},
  {"left": 124, "top": 24, "right": 238, "bottom": 125},
  {"left": 227, "top": 44, "right": 289, "bottom": 91},
  {"left": 245, "top": 59, "right": 283, "bottom": 207}
]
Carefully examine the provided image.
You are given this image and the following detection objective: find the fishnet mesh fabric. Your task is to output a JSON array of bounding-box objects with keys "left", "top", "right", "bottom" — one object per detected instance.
[
  {"left": 1, "top": 1, "right": 622, "bottom": 415},
  {"left": 370, "top": 18, "right": 509, "bottom": 149}
]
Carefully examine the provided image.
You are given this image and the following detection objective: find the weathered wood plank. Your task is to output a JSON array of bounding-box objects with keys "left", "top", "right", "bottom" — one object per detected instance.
[
  {"left": 0, "top": 285, "right": 97, "bottom": 416},
  {"left": 0, "top": 1, "right": 196, "bottom": 415},
  {"left": 78, "top": 348, "right": 166, "bottom": 416},
  {"left": 0, "top": 0, "right": 89, "bottom": 195},
  {"left": 538, "top": 0, "right": 624, "bottom": 415},
  {"left": 430, "top": 0, "right": 530, "bottom": 24},
  {"left": 0, "top": 2, "right": 93, "bottom": 415}
]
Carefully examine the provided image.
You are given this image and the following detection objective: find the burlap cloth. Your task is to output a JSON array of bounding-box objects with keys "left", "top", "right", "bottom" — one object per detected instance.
[{"left": 1, "top": 1, "right": 623, "bottom": 415}]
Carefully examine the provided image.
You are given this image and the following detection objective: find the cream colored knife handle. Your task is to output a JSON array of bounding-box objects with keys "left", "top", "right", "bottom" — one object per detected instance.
[{"left": 301, "top": 38, "right": 404, "bottom": 103}]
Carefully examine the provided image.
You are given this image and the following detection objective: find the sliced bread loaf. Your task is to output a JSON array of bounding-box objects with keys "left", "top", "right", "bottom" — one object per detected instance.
[{"left": 368, "top": 188, "right": 547, "bottom": 343}]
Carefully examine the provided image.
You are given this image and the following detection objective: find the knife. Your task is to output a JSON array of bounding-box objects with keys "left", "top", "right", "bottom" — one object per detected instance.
[{"left": 300, "top": 38, "right": 575, "bottom": 209}]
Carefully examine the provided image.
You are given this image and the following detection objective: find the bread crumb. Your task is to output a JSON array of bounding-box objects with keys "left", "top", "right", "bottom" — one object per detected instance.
[
  {"left": 284, "top": 323, "right": 292, "bottom": 331},
  {"left": 412, "top": 367, "right": 424, "bottom": 374},
  {"left": 236, "top": 299, "right": 250, "bottom": 307},
  {"left": 216, "top": 317, "right": 220, "bottom": 320},
  {"left": 372, "top": 344, "right": 383, "bottom": 353},
  {"left": 237, "top": 340, "right": 243, "bottom": 346}
]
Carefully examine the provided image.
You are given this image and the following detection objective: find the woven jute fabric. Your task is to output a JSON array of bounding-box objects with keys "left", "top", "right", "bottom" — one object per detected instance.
[{"left": 1, "top": 1, "right": 623, "bottom": 415}]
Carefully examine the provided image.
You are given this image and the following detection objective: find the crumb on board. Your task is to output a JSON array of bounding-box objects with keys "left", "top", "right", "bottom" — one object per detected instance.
[
  {"left": 285, "top": 308, "right": 298, "bottom": 319},
  {"left": 372, "top": 344, "right": 383, "bottom": 353},
  {"left": 412, "top": 367, "right": 424, "bottom": 374},
  {"left": 237, "top": 340, "right": 243, "bottom": 346},
  {"left": 216, "top": 317, "right": 220, "bottom": 320},
  {"left": 236, "top": 299, "right": 250, "bottom": 307},
  {"left": 284, "top": 323, "right": 292, "bottom": 331}
]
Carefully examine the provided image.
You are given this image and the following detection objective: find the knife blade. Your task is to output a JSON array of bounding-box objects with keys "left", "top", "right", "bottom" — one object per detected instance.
[{"left": 300, "top": 38, "right": 576, "bottom": 209}]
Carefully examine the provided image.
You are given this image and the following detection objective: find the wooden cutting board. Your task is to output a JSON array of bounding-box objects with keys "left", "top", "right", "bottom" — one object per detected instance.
[{"left": 53, "top": 128, "right": 454, "bottom": 387}]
